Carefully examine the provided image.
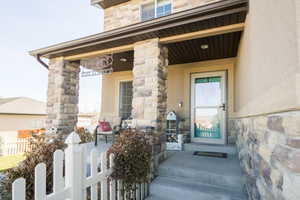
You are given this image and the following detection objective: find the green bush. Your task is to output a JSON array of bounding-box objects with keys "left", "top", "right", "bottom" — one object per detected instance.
[{"left": 108, "top": 129, "right": 152, "bottom": 199}]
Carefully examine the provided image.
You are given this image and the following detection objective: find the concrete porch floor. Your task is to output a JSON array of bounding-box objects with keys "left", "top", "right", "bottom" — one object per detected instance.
[{"left": 147, "top": 144, "right": 248, "bottom": 200}]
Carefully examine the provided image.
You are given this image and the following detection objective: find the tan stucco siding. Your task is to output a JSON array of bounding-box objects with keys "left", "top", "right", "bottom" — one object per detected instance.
[
  {"left": 0, "top": 114, "right": 46, "bottom": 131},
  {"left": 100, "top": 58, "right": 235, "bottom": 127},
  {"left": 234, "top": 0, "right": 299, "bottom": 117},
  {"left": 104, "top": 0, "right": 221, "bottom": 31}
]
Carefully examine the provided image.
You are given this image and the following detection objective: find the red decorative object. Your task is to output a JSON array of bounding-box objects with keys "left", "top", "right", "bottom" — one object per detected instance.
[{"left": 98, "top": 121, "right": 112, "bottom": 132}]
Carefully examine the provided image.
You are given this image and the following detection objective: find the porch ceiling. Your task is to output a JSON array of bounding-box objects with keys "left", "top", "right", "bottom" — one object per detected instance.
[
  {"left": 112, "top": 51, "right": 134, "bottom": 72},
  {"left": 29, "top": 0, "right": 248, "bottom": 60},
  {"left": 168, "top": 31, "right": 242, "bottom": 65},
  {"left": 111, "top": 31, "right": 242, "bottom": 71}
]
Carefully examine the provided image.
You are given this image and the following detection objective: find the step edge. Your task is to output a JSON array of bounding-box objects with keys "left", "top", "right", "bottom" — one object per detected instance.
[
  {"left": 149, "top": 182, "right": 247, "bottom": 199},
  {"left": 157, "top": 173, "right": 246, "bottom": 191}
]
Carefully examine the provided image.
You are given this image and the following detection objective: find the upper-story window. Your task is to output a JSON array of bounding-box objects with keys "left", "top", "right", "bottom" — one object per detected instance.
[
  {"left": 141, "top": 3, "right": 155, "bottom": 21},
  {"left": 141, "top": 0, "right": 172, "bottom": 22},
  {"left": 156, "top": 0, "right": 172, "bottom": 17}
]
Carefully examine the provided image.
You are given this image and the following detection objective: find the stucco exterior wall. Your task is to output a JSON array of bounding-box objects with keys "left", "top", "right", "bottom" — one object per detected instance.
[
  {"left": 101, "top": 71, "right": 133, "bottom": 120},
  {"left": 104, "top": 0, "right": 221, "bottom": 31},
  {"left": 232, "top": 1, "right": 300, "bottom": 199},
  {"left": 0, "top": 114, "right": 46, "bottom": 131},
  {"left": 234, "top": 0, "right": 299, "bottom": 117},
  {"left": 100, "top": 58, "right": 235, "bottom": 128}
]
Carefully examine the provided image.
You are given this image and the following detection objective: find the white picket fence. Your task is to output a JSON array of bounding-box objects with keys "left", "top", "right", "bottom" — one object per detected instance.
[
  {"left": 3, "top": 138, "right": 32, "bottom": 156},
  {"left": 11, "top": 132, "right": 150, "bottom": 200}
]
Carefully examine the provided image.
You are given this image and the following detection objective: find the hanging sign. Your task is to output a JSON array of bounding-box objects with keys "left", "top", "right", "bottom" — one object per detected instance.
[{"left": 80, "top": 54, "right": 113, "bottom": 77}]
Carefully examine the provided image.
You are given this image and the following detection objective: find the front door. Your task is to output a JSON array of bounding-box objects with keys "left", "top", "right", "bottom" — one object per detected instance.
[{"left": 191, "top": 71, "right": 227, "bottom": 144}]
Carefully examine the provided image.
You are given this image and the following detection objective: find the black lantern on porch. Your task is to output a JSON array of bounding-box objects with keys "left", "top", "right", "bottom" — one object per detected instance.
[{"left": 166, "top": 111, "right": 180, "bottom": 142}]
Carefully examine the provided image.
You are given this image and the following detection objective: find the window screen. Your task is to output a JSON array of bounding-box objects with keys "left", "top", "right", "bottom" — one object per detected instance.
[
  {"left": 141, "top": 2, "right": 155, "bottom": 21},
  {"left": 119, "top": 81, "right": 133, "bottom": 119}
]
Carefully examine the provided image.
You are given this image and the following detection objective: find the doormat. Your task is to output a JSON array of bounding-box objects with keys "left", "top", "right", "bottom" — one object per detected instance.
[{"left": 193, "top": 151, "right": 227, "bottom": 158}]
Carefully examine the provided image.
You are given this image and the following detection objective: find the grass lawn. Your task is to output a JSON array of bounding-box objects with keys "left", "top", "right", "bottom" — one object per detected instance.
[{"left": 0, "top": 155, "right": 25, "bottom": 172}]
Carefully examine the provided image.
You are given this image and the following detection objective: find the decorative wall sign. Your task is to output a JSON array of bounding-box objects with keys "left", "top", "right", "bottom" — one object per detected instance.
[
  {"left": 80, "top": 54, "right": 113, "bottom": 77},
  {"left": 80, "top": 68, "right": 113, "bottom": 77}
]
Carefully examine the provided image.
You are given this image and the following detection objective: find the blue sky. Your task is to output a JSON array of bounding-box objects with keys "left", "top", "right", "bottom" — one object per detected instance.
[{"left": 0, "top": 0, "right": 104, "bottom": 113}]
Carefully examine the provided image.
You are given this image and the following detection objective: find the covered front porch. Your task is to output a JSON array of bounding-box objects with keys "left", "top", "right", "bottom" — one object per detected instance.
[
  {"left": 34, "top": 0, "right": 247, "bottom": 141},
  {"left": 30, "top": 0, "right": 248, "bottom": 199}
]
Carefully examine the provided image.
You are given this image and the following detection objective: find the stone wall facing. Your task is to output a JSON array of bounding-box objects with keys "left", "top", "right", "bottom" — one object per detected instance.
[
  {"left": 46, "top": 58, "right": 80, "bottom": 139},
  {"left": 104, "top": 0, "right": 221, "bottom": 31},
  {"left": 230, "top": 111, "right": 300, "bottom": 200},
  {"left": 132, "top": 38, "right": 168, "bottom": 174}
]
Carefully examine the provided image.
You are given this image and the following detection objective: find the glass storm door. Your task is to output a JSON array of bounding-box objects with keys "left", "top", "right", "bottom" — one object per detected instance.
[{"left": 191, "top": 71, "right": 227, "bottom": 144}]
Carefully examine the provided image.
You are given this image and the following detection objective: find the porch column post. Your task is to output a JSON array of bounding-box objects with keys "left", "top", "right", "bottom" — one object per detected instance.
[
  {"left": 132, "top": 38, "right": 168, "bottom": 171},
  {"left": 46, "top": 57, "right": 80, "bottom": 139}
]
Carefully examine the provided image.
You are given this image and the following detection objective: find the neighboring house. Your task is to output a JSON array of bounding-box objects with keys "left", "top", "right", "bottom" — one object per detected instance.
[
  {"left": 0, "top": 97, "right": 96, "bottom": 156},
  {"left": 29, "top": 0, "right": 300, "bottom": 199},
  {"left": 0, "top": 97, "right": 96, "bottom": 132},
  {"left": 0, "top": 97, "right": 46, "bottom": 131}
]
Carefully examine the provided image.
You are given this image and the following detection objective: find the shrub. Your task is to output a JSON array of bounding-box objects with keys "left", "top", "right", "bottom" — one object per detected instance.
[
  {"left": 0, "top": 133, "right": 65, "bottom": 200},
  {"left": 0, "top": 128, "right": 93, "bottom": 200},
  {"left": 76, "top": 127, "right": 94, "bottom": 143},
  {"left": 108, "top": 129, "right": 152, "bottom": 199},
  {"left": 0, "top": 173, "right": 9, "bottom": 200}
]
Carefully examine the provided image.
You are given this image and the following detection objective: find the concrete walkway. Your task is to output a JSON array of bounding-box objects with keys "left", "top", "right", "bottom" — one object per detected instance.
[{"left": 147, "top": 144, "right": 248, "bottom": 200}]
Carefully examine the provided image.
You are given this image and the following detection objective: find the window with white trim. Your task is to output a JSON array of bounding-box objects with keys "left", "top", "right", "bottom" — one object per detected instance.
[
  {"left": 141, "top": 0, "right": 172, "bottom": 22},
  {"left": 119, "top": 81, "right": 133, "bottom": 119}
]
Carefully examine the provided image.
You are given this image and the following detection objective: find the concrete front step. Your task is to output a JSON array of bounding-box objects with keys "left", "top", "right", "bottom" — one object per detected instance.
[
  {"left": 146, "top": 176, "right": 247, "bottom": 200},
  {"left": 184, "top": 143, "right": 237, "bottom": 155},
  {"left": 159, "top": 151, "right": 246, "bottom": 191}
]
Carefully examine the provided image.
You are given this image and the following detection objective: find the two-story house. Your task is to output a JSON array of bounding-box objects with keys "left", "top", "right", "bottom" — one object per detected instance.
[{"left": 30, "top": 0, "right": 300, "bottom": 199}]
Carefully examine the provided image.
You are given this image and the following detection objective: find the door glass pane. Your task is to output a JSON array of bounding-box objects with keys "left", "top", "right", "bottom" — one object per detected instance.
[
  {"left": 194, "top": 108, "right": 221, "bottom": 139},
  {"left": 195, "top": 77, "right": 221, "bottom": 107}
]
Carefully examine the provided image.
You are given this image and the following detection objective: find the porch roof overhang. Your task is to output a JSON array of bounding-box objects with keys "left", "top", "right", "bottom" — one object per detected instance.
[
  {"left": 91, "top": 0, "right": 130, "bottom": 9},
  {"left": 29, "top": 0, "right": 248, "bottom": 64}
]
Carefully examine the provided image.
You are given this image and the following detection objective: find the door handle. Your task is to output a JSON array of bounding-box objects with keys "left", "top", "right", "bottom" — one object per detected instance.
[{"left": 219, "top": 103, "right": 226, "bottom": 111}]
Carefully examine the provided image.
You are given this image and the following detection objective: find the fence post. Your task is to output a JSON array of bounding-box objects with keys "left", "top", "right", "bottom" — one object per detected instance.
[
  {"left": 12, "top": 178, "right": 26, "bottom": 200},
  {"left": 65, "top": 132, "right": 83, "bottom": 200}
]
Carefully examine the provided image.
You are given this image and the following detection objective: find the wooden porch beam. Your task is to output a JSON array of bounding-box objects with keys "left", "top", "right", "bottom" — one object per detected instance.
[
  {"left": 159, "top": 23, "right": 245, "bottom": 44},
  {"left": 64, "top": 23, "right": 244, "bottom": 61},
  {"left": 65, "top": 44, "right": 134, "bottom": 61}
]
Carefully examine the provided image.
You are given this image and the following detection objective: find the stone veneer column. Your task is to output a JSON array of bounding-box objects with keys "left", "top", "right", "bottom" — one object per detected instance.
[
  {"left": 46, "top": 57, "right": 80, "bottom": 139},
  {"left": 132, "top": 38, "right": 168, "bottom": 171}
]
